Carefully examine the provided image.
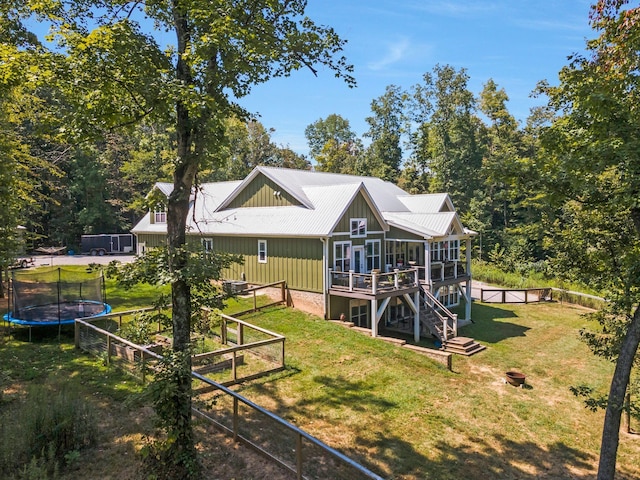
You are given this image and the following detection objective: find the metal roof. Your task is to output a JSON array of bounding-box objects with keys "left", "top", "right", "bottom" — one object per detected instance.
[
  {"left": 132, "top": 168, "right": 472, "bottom": 239},
  {"left": 397, "top": 193, "right": 454, "bottom": 213}
]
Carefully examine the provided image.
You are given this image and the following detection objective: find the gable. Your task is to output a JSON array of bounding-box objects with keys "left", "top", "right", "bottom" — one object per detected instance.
[
  {"left": 225, "top": 173, "right": 302, "bottom": 209},
  {"left": 334, "top": 191, "right": 384, "bottom": 234}
]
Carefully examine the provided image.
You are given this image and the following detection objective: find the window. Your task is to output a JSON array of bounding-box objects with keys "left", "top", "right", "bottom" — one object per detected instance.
[
  {"left": 350, "top": 300, "right": 368, "bottom": 328},
  {"left": 366, "top": 240, "right": 381, "bottom": 271},
  {"left": 385, "top": 241, "right": 395, "bottom": 270},
  {"left": 258, "top": 240, "right": 267, "bottom": 263},
  {"left": 449, "top": 239, "right": 460, "bottom": 261},
  {"left": 334, "top": 242, "right": 351, "bottom": 272},
  {"left": 202, "top": 238, "right": 213, "bottom": 252},
  {"left": 439, "top": 285, "right": 460, "bottom": 307},
  {"left": 154, "top": 207, "right": 167, "bottom": 224},
  {"left": 350, "top": 218, "right": 367, "bottom": 238},
  {"left": 430, "top": 241, "right": 442, "bottom": 262}
]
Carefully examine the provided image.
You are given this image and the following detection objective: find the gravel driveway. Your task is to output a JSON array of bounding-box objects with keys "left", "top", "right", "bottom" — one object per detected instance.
[{"left": 27, "top": 254, "right": 136, "bottom": 268}]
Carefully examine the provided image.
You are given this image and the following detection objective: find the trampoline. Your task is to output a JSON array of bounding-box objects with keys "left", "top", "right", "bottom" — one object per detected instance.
[{"left": 4, "top": 267, "right": 111, "bottom": 337}]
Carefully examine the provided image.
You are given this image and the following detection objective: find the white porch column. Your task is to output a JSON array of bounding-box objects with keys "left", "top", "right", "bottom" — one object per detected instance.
[
  {"left": 371, "top": 298, "right": 378, "bottom": 337},
  {"left": 465, "top": 237, "right": 472, "bottom": 322},
  {"left": 424, "top": 241, "right": 431, "bottom": 289},
  {"left": 414, "top": 290, "right": 420, "bottom": 342}
]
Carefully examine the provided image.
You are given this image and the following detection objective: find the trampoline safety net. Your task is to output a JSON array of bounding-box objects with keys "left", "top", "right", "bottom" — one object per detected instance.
[{"left": 10, "top": 267, "right": 107, "bottom": 323}]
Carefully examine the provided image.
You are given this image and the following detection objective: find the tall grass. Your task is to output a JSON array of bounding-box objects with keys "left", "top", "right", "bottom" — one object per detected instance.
[
  {"left": 0, "top": 383, "right": 97, "bottom": 479},
  {"left": 473, "top": 260, "right": 605, "bottom": 308}
]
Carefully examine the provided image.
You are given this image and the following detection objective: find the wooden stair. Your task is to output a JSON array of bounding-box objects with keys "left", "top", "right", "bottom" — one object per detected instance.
[{"left": 442, "top": 336, "right": 486, "bottom": 356}]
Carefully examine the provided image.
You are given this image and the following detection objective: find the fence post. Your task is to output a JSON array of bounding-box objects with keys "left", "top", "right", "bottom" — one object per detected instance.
[
  {"left": 281, "top": 281, "right": 286, "bottom": 304},
  {"left": 141, "top": 351, "right": 146, "bottom": 384},
  {"left": 222, "top": 317, "right": 227, "bottom": 345},
  {"left": 233, "top": 397, "right": 239, "bottom": 442},
  {"left": 106, "top": 335, "right": 111, "bottom": 365},
  {"left": 74, "top": 321, "right": 80, "bottom": 349},
  {"left": 232, "top": 350, "right": 237, "bottom": 382},
  {"left": 253, "top": 290, "right": 257, "bottom": 311},
  {"left": 281, "top": 339, "right": 285, "bottom": 369},
  {"left": 296, "top": 433, "right": 303, "bottom": 480}
]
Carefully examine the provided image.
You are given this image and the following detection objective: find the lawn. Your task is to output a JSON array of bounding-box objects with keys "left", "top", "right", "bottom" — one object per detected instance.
[
  {"left": 0, "top": 271, "right": 638, "bottom": 479},
  {"left": 228, "top": 301, "right": 639, "bottom": 480}
]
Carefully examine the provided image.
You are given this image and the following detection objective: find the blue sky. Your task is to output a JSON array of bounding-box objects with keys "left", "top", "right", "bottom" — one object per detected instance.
[{"left": 238, "top": 1, "right": 596, "bottom": 156}]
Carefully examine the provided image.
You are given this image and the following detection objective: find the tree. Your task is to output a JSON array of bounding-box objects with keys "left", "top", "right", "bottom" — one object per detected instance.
[
  {"left": 0, "top": 18, "right": 59, "bottom": 287},
  {"left": 410, "top": 64, "right": 484, "bottom": 212},
  {"left": 9, "top": 2, "right": 353, "bottom": 476},
  {"left": 304, "top": 113, "right": 356, "bottom": 163},
  {"left": 362, "top": 85, "right": 405, "bottom": 182},
  {"left": 208, "top": 118, "right": 310, "bottom": 181},
  {"left": 540, "top": 2, "right": 640, "bottom": 478},
  {"left": 314, "top": 137, "right": 363, "bottom": 174}
]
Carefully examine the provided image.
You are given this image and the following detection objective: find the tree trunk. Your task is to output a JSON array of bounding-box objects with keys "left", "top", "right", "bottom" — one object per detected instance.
[
  {"left": 597, "top": 307, "right": 640, "bottom": 480},
  {"left": 162, "top": 3, "right": 200, "bottom": 474}
]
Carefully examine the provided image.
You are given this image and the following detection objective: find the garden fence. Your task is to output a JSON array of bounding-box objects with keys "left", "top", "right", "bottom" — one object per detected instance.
[{"left": 74, "top": 314, "right": 383, "bottom": 480}]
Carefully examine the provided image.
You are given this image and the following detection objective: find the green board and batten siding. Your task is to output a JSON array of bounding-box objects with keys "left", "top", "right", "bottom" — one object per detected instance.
[
  {"left": 226, "top": 174, "right": 300, "bottom": 208},
  {"left": 334, "top": 191, "right": 383, "bottom": 233},
  {"left": 136, "top": 233, "right": 166, "bottom": 249},
  {"left": 135, "top": 232, "right": 324, "bottom": 292},
  {"left": 387, "top": 226, "right": 424, "bottom": 241},
  {"left": 212, "top": 236, "right": 324, "bottom": 293}
]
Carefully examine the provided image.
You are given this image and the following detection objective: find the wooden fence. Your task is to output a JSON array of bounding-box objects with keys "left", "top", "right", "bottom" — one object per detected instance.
[
  {"left": 480, "top": 287, "right": 552, "bottom": 304},
  {"left": 74, "top": 313, "right": 383, "bottom": 480}
]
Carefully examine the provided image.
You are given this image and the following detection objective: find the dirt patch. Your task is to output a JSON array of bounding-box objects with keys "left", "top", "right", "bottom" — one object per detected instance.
[{"left": 259, "top": 286, "right": 325, "bottom": 318}]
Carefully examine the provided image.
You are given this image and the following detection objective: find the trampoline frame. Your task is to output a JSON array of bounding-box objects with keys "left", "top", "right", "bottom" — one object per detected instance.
[{"left": 4, "top": 267, "right": 112, "bottom": 339}]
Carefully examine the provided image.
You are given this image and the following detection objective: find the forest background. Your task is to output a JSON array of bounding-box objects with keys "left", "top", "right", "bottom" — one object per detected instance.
[{"left": 2, "top": 57, "right": 542, "bottom": 279}]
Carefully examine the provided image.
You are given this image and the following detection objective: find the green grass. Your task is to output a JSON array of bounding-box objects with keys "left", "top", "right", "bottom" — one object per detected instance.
[
  {"left": 1, "top": 270, "right": 638, "bottom": 479},
  {"left": 224, "top": 301, "right": 639, "bottom": 480}
]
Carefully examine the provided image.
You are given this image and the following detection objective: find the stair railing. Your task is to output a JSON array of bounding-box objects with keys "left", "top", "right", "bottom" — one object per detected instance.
[{"left": 420, "top": 288, "right": 457, "bottom": 341}]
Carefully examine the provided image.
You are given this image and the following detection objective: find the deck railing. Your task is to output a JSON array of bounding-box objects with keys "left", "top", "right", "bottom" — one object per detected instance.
[
  {"left": 329, "top": 268, "right": 418, "bottom": 294},
  {"left": 429, "top": 261, "right": 467, "bottom": 282}
]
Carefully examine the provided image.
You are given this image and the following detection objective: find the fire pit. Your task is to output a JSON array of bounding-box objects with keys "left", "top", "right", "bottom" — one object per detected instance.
[{"left": 505, "top": 371, "right": 526, "bottom": 387}]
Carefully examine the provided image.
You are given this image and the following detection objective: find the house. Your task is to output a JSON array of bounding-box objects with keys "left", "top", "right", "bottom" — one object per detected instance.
[{"left": 132, "top": 167, "right": 477, "bottom": 346}]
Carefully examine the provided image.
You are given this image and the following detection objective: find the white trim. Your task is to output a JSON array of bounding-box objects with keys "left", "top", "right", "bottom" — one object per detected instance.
[
  {"left": 350, "top": 218, "right": 367, "bottom": 238},
  {"left": 202, "top": 238, "right": 213, "bottom": 251},
  {"left": 334, "top": 241, "right": 352, "bottom": 271},
  {"left": 258, "top": 239, "right": 267, "bottom": 263}
]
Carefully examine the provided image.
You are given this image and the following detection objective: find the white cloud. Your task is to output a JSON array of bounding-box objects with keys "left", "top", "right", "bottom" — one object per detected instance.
[{"left": 367, "top": 37, "right": 412, "bottom": 71}]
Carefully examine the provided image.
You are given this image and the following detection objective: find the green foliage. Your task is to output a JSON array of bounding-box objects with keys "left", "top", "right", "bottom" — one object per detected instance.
[
  {"left": 537, "top": 3, "right": 640, "bottom": 475},
  {"left": 362, "top": 85, "right": 405, "bottom": 182},
  {"left": 0, "top": 383, "right": 96, "bottom": 478},
  {"left": 108, "top": 245, "right": 242, "bottom": 335},
  {"left": 409, "top": 64, "right": 484, "bottom": 212},
  {"left": 119, "top": 310, "right": 167, "bottom": 345},
  {"left": 140, "top": 350, "right": 201, "bottom": 480},
  {"left": 204, "top": 117, "right": 310, "bottom": 182}
]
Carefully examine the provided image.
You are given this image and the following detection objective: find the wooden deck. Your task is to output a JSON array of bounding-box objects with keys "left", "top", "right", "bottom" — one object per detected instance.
[{"left": 329, "top": 269, "right": 419, "bottom": 300}]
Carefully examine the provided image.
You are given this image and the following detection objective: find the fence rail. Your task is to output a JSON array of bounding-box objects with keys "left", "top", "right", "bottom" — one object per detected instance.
[
  {"left": 75, "top": 313, "right": 383, "bottom": 480},
  {"left": 480, "top": 287, "right": 552, "bottom": 304},
  {"left": 479, "top": 286, "right": 606, "bottom": 308},
  {"left": 192, "top": 372, "right": 384, "bottom": 480}
]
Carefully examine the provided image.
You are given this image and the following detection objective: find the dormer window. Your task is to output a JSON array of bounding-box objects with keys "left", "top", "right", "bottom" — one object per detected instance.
[
  {"left": 154, "top": 207, "right": 167, "bottom": 224},
  {"left": 350, "top": 218, "right": 367, "bottom": 238}
]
